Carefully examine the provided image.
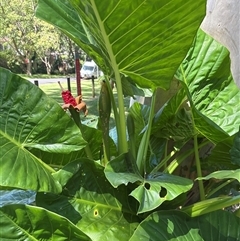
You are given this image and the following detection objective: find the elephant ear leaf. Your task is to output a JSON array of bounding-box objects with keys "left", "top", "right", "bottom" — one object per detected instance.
[
  {"left": 0, "top": 68, "right": 86, "bottom": 192},
  {"left": 0, "top": 204, "right": 91, "bottom": 241},
  {"left": 129, "top": 210, "right": 240, "bottom": 241},
  {"left": 105, "top": 154, "right": 193, "bottom": 214},
  {"left": 176, "top": 29, "right": 240, "bottom": 143},
  {"left": 36, "top": 0, "right": 206, "bottom": 90},
  {"left": 204, "top": 134, "right": 239, "bottom": 170},
  {"left": 37, "top": 159, "right": 139, "bottom": 241}
]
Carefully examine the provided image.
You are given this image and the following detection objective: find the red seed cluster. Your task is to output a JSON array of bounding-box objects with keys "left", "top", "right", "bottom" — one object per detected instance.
[{"left": 61, "top": 90, "right": 77, "bottom": 106}]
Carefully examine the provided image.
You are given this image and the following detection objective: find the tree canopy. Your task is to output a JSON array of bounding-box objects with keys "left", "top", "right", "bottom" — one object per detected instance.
[{"left": 0, "top": 0, "right": 71, "bottom": 74}]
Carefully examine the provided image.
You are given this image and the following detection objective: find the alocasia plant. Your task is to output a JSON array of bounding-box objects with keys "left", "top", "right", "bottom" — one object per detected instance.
[{"left": 0, "top": 0, "right": 239, "bottom": 240}]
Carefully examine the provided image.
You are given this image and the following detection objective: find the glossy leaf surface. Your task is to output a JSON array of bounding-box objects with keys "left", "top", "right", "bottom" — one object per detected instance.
[
  {"left": 197, "top": 169, "right": 240, "bottom": 182},
  {"left": 0, "top": 204, "right": 91, "bottom": 240},
  {"left": 30, "top": 121, "right": 111, "bottom": 167},
  {"left": 37, "top": 159, "right": 139, "bottom": 241},
  {"left": 0, "top": 68, "right": 85, "bottom": 191},
  {"left": 105, "top": 154, "right": 192, "bottom": 213},
  {"left": 36, "top": 0, "right": 206, "bottom": 90},
  {"left": 129, "top": 210, "right": 240, "bottom": 241},
  {"left": 176, "top": 29, "right": 240, "bottom": 143},
  {"left": 204, "top": 135, "right": 238, "bottom": 170},
  {"left": 182, "top": 195, "right": 240, "bottom": 217}
]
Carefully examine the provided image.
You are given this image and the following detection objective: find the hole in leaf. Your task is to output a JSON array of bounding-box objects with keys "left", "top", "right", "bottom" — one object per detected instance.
[
  {"left": 159, "top": 187, "right": 167, "bottom": 198},
  {"left": 94, "top": 210, "right": 98, "bottom": 216},
  {"left": 144, "top": 182, "right": 150, "bottom": 190}
]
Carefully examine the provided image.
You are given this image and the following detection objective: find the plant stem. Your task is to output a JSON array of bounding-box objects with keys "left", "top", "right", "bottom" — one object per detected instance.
[
  {"left": 69, "top": 107, "right": 93, "bottom": 159},
  {"left": 104, "top": 76, "right": 120, "bottom": 147},
  {"left": 182, "top": 195, "right": 240, "bottom": 217},
  {"left": 207, "top": 179, "right": 235, "bottom": 199},
  {"left": 194, "top": 134, "right": 205, "bottom": 200},
  {"left": 136, "top": 89, "right": 157, "bottom": 175},
  {"left": 150, "top": 149, "right": 178, "bottom": 174},
  {"left": 180, "top": 64, "right": 205, "bottom": 201},
  {"left": 164, "top": 140, "right": 168, "bottom": 169},
  {"left": 165, "top": 139, "right": 210, "bottom": 174},
  {"left": 91, "top": 1, "right": 128, "bottom": 154},
  {"left": 104, "top": 75, "right": 128, "bottom": 154},
  {"left": 114, "top": 72, "right": 128, "bottom": 154},
  {"left": 49, "top": 164, "right": 64, "bottom": 169}
]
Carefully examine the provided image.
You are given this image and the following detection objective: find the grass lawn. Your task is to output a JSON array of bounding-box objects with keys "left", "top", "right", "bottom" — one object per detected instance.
[{"left": 38, "top": 78, "right": 130, "bottom": 129}]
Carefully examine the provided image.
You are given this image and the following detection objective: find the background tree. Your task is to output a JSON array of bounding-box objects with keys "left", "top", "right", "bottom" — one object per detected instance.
[{"left": 0, "top": 0, "right": 61, "bottom": 75}]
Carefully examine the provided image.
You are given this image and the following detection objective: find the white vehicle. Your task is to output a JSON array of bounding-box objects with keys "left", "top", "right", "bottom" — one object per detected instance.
[{"left": 80, "top": 60, "right": 102, "bottom": 79}]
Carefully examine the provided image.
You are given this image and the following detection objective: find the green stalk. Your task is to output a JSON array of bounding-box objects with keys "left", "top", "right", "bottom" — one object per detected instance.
[
  {"left": 98, "top": 80, "right": 111, "bottom": 164},
  {"left": 182, "top": 195, "right": 240, "bottom": 217},
  {"left": 91, "top": 1, "right": 128, "bottom": 154},
  {"left": 102, "top": 76, "right": 127, "bottom": 154},
  {"left": 164, "top": 139, "right": 210, "bottom": 174},
  {"left": 84, "top": 144, "right": 93, "bottom": 160},
  {"left": 127, "top": 113, "right": 136, "bottom": 160},
  {"left": 150, "top": 149, "right": 178, "bottom": 174},
  {"left": 164, "top": 140, "right": 168, "bottom": 169},
  {"left": 104, "top": 77, "right": 119, "bottom": 123},
  {"left": 49, "top": 164, "right": 64, "bottom": 169},
  {"left": 113, "top": 71, "right": 128, "bottom": 154},
  {"left": 180, "top": 65, "right": 205, "bottom": 201},
  {"left": 136, "top": 89, "right": 157, "bottom": 175},
  {"left": 194, "top": 134, "right": 205, "bottom": 200},
  {"left": 207, "top": 179, "right": 235, "bottom": 199},
  {"left": 69, "top": 107, "right": 93, "bottom": 159}
]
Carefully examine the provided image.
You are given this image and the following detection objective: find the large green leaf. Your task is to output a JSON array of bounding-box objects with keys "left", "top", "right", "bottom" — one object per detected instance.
[
  {"left": 36, "top": 159, "right": 139, "bottom": 241},
  {"left": 0, "top": 133, "right": 61, "bottom": 192},
  {"left": 105, "top": 154, "right": 192, "bottom": 213},
  {"left": 203, "top": 135, "right": 238, "bottom": 170},
  {"left": 36, "top": 0, "right": 206, "bottom": 90},
  {"left": 151, "top": 87, "right": 196, "bottom": 151},
  {"left": 129, "top": 210, "right": 240, "bottom": 241},
  {"left": 0, "top": 68, "right": 85, "bottom": 191},
  {"left": 30, "top": 121, "right": 112, "bottom": 167},
  {"left": 197, "top": 169, "right": 240, "bottom": 182},
  {"left": 182, "top": 195, "right": 240, "bottom": 217},
  {"left": 176, "top": 29, "right": 240, "bottom": 143},
  {"left": 0, "top": 204, "right": 91, "bottom": 240},
  {"left": 152, "top": 87, "right": 187, "bottom": 134},
  {"left": 154, "top": 105, "right": 194, "bottom": 144},
  {"left": 0, "top": 68, "right": 86, "bottom": 153}
]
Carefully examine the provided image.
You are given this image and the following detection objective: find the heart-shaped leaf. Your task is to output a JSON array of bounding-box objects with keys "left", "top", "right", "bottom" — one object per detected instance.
[
  {"left": 176, "top": 29, "right": 240, "bottom": 143},
  {"left": 0, "top": 68, "right": 85, "bottom": 192},
  {"left": 0, "top": 204, "right": 91, "bottom": 240},
  {"left": 105, "top": 154, "right": 192, "bottom": 213},
  {"left": 36, "top": 0, "right": 206, "bottom": 90},
  {"left": 36, "top": 159, "right": 139, "bottom": 241}
]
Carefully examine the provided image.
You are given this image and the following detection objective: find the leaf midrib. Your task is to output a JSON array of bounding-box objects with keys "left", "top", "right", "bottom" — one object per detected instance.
[
  {"left": 0, "top": 210, "right": 38, "bottom": 241},
  {"left": 71, "top": 196, "right": 135, "bottom": 215}
]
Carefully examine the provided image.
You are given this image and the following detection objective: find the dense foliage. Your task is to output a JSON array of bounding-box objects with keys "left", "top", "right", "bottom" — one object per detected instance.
[{"left": 0, "top": 0, "right": 239, "bottom": 240}]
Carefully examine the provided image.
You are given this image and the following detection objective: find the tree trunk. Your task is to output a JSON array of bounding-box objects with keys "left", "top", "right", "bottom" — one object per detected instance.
[
  {"left": 44, "top": 56, "right": 51, "bottom": 75},
  {"left": 24, "top": 57, "right": 32, "bottom": 76},
  {"left": 26, "top": 61, "right": 32, "bottom": 76}
]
